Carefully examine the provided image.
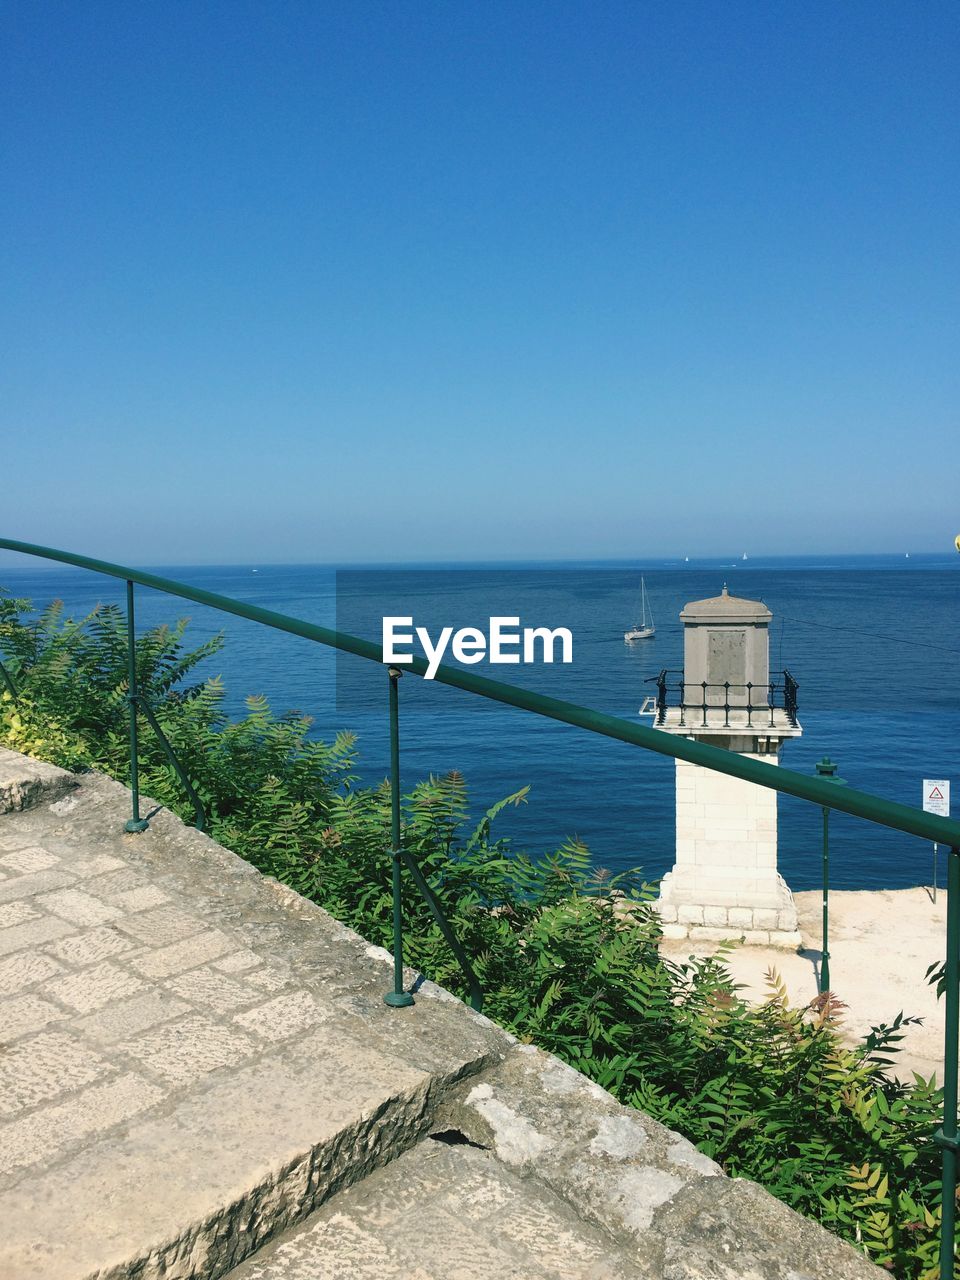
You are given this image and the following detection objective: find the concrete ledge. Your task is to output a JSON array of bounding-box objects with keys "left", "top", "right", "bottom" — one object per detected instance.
[
  {"left": 0, "top": 747, "right": 76, "bottom": 814},
  {"left": 442, "top": 1044, "right": 881, "bottom": 1279}
]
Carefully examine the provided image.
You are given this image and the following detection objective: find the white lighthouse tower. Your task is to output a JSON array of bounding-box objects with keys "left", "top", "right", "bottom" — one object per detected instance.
[{"left": 654, "top": 585, "right": 802, "bottom": 947}]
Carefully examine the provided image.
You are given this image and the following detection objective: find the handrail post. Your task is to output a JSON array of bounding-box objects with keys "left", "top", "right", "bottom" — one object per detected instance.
[
  {"left": 938, "top": 845, "right": 960, "bottom": 1278},
  {"left": 384, "top": 666, "right": 414, "bottom": 1008},
  {"left": 124, "top": 580, "right": 149, "bottom": 834},
  {"left": 814, "top": 757, "right": 845, "bottom": 992},
  {"left": 820, "top": 805, "right": 831, "bottom": 992}
]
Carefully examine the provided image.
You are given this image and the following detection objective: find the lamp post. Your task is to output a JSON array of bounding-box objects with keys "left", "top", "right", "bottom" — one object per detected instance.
[{"left": 815, "top": 756, "right": 846, "bottom": 993}]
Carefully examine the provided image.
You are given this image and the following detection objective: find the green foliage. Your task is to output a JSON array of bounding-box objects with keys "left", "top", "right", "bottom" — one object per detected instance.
[
  {"left": 0, "top": 587, "right": 952, "bottom": 1279},
  {"left": 1, "top": 688, "right": 94, "bottom": 768}
]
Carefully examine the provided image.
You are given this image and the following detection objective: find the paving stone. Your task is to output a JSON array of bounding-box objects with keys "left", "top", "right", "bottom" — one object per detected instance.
[
  {"left": 113, "top": 885, "right": 171, "bottom": 912},
  {"left": 0, "top": 846, "right": 61, "bottom": 874},
  {"left": 444, "top": 1045, "right": 881, "bottom": 1280},
  {"left": 0, "top": 950, "right": 66, "bottom": 995},
  {"left": 121, "top": 1013, "right": 258, "bottom": 1084},
  {"left": 118, "top": 903, "right": 209, "bottom": 946},
  {"left": 0, "top": 901, "right": 41, "bottom": 929},
  {"left": 43, "top": 923, "right": 138, "bottom": 967},
  {"left": 433, "top": 1154, "right": 514, "bottom": 1222},
  {"left": 167, "top": 966, "right": 259, "bottom": 1011},
  {"left": 49, "top": 794, "right": 80, "bottom": 817},
  {"left": 129, "top": 928, "right": 234, "bottom": 978},
  {"left": 385, "top": 1206, "right": 545, "bottom": 1280},
  {"left": 48, "top": 960, "right": 146, "bottom": 1013},
  {"left": 232, "top": 1214, "right": 429, "bottom": 1280},
  {"left": 245, "top": 962, "right": 295, "bottom": 992},
  {"left": 333, "top": 1144, "right": 454, "bottom": 1230},
  {"left": 0, "top": 1031, "right": 114, "bottom": 1117},
  {"left": 494, "top": 1194, "right": 619, "bottom": 1275},
  {"left": 0, "top": 913, "right": 75, "bottom": 957},
  {"left": 0, "top": 868, "right": 77, "bottom": 904},
  {"left": 73, "top": 988, "right": 192, "bottom": 1044},
  {"left": 233, "top": 990, "right": 331, "bottom": 1042},
  {"left": 35, "top": 887, "right": 122, "bottom": 926},
  {"left": 83, "top": 867, "right": 149, "bottom": 898},
  {"left": 0, "top": 992, "right": 67, "bottom": 1041},
  {"left": 68, "top": 854, "right": 128, "bottom": 877},
  {"left": 214, "top": 948, "right": 263, "bottom": 974},
  {"left": 0, "top": 1072, "right": 164, "bottom": 1179}
]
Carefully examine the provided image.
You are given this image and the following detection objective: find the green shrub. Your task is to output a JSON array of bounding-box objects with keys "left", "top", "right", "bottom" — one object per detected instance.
[{"left": 0, "top": 588, "right": 950, "bottom": 1278}]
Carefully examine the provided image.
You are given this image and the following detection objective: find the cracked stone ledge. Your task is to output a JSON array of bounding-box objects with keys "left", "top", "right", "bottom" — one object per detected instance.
[
  {"left": 0, "top": 747, "right": 77, "bottom": 814},
  {"left": 439, "top": 1045, "right": 882, "bottom": 1279}
]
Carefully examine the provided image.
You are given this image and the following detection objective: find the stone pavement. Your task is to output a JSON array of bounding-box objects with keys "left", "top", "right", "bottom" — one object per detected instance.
[
  {"left": 0, "top": 751, "right": 504, "bottom": 1280},
  {"left": 227, "top": 1137, "right": 646, "bottom": 1280},
  {"left": 0, "top": 748, "right": 881, "bottom": 1279}
]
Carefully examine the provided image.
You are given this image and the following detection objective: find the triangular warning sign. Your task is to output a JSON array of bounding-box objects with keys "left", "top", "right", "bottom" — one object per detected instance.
[{"left": 929, "top": 787, "right": 944, "bottom": 800}]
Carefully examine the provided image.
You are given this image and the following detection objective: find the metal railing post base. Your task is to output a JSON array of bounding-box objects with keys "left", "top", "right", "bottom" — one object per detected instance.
[
  {"left": 124, "top": 817, "right": 150, "bottom": 834},
  {"left": 383, "top": 990, "right": 415, "bottom": 1008}
]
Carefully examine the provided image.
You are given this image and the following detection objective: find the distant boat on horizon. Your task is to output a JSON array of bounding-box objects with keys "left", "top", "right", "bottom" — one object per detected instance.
[
  {"left": 624, "top": 578, "right": 655, "bottom": 642},
  {"left": 742, "top": 552, "right": 748, "bottom": 561}
]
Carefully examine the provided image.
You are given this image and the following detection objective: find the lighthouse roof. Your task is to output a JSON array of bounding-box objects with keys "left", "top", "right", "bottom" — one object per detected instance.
[{"left": 680, "top": 583, "right": 772, "bottom": 623}]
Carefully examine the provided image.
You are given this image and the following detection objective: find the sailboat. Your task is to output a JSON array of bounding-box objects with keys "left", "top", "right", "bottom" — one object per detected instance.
[{"left": 624, "top": 578, "right": 655, "bottom": 641}]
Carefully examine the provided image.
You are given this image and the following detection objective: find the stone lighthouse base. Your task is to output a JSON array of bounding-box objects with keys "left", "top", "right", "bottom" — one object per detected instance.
[{"left": 655, "top": 870, "right": 802, "bottom": 949}]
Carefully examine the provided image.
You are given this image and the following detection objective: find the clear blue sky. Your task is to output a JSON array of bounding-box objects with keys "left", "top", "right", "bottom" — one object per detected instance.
[{"left": 2, "top": 1, "right": 957, "bottom": 564}]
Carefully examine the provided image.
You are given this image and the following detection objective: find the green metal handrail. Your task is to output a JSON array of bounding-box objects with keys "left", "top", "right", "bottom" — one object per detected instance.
[
  {"left": 2, "top": 536, "right": 958, "bottom": 1274},
  {"left": 3, "top": 538, "right": 957, "bottom": 844}
]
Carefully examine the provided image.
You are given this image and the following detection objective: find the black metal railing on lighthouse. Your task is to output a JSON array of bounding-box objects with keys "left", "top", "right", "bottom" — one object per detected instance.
[{"left": 647, "top": 668, "right": 799, "bottom": 729}]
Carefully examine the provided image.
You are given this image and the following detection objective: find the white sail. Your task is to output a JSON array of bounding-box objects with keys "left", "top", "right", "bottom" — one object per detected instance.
[{"left": 624, "top": 577, "right": 655, "bottom": 641}]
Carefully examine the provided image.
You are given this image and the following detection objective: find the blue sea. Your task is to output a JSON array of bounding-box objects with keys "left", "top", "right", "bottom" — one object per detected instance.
[{"left": 2, "top": 554, "right": 958, "bottom": 893}]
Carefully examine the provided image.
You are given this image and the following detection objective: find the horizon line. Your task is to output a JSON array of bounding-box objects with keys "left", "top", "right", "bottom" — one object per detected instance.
[{"left": 3, "top": 550, "right": 958, "bottom": 573}]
